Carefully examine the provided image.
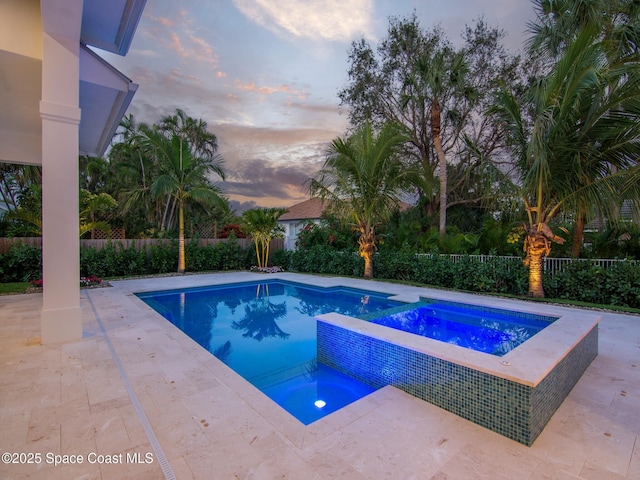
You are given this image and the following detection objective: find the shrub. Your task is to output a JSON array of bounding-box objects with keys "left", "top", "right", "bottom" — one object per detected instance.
[
  {"left": 148, "top": 241, "right": 178, "bottom": 273},
  {"left": 80, "top": 241, "right": 149, "bottom": 277},
  {"left": 270, "top": 249, "right": 292, "bottom": 270},
  {"left": 548, "top": 260, "right": 640, "bottom": 308},
  {"left": 0, "top": 243, "right": 42, "bottom": 282},
  {"left": 290, "top": 245, "right": 362, "bottom": 276}
]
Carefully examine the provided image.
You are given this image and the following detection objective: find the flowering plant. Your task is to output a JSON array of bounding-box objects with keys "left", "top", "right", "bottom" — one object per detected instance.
[
  {"left": 29, "top": 276, "right": 103, "bottom": 288},
  {"left": 250, "top": 266, "right": 284, "bottom": 274},
  {"left": 80, "top": 275, "right": 103, "bottom": 287}
]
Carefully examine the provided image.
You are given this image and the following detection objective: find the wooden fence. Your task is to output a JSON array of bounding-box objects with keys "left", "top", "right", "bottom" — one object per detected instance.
[{"left": 0, "top": 237, "right": 283, "bottom": 254}]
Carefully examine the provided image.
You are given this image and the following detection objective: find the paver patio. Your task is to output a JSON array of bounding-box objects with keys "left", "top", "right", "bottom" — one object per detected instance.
[{"left": 1, "top": 272, "right": 638, "bottom": 479}]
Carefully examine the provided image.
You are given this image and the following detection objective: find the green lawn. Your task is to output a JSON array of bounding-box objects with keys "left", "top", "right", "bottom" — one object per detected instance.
[{"left": 0, "top": 282, "right": 31, "bottom": 295}]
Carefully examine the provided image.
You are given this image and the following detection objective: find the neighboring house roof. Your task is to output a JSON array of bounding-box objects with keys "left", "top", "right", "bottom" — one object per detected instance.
[
  {"left": 279, "top": 198, "right": 327, "bottom": 221},
  {"left": 397, "top": 201, "right": 413, "bottom": 212},
  {"left": 279, "top": 198, "right": 414, "bottom": 222}
]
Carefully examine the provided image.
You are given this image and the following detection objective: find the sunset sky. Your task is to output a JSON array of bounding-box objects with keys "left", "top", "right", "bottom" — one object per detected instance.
[{"left": 98, "top": 0, "right": 534, "bottom": 213}]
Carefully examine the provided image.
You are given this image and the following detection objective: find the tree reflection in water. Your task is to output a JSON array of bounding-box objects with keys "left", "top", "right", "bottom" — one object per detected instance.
[
  {"left": 295, "top": 286, "right": 380, "bottom": 318},
  {"left": 231, "top": 283, "right": 290, "bottom": 341},
  {"left": 212, "top": 340, "right": 232, "bottom": 361}
]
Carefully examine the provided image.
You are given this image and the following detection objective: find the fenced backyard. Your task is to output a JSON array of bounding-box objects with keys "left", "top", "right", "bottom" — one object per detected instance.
[
  {"left": 1, "top": 238, "right": 639, "bottom": 307},
  {"left": 0, "top": 237, "right": 634, "bottom": 274},
  {"left": 444, "top": 253, "right": 638, "bottom": 276},
  {"left": 0, "top": 237, "right": 283, "bottom": 254}
]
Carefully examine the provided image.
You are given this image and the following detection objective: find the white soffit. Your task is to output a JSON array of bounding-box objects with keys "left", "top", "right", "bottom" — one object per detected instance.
[
  {"left": 79, "top": 45, "right": 138, "bottom": 157},
  {"left": 81, "top": 0, "right": 147, "bottom": 56}
]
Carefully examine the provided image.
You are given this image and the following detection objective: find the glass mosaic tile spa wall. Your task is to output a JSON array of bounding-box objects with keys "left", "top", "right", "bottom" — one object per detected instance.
[{"left": 317, "top": 313, "right": 599, "bottom": 446}]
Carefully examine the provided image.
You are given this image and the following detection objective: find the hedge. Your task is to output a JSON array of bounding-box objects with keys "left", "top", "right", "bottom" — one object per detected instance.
[
  {"left": 284, "top": 246, "right": 640, "bottom": 308},
  {"left": 0, "top": 236, "right": 253, "bottom": 282},
  {"left": 2, "top": 241, "right": 640, "bottom": 308}
]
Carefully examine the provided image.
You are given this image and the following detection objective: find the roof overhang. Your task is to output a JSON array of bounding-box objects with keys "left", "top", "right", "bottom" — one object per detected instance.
[
  {"left": 81, "top": 0, "right": 146, "bottom": 56},
  {"left": 79, "top": 45, "right": 138, "bottom": 157},
  {"left": 0, "top": 0, "right": 145, "bottom": 165}
]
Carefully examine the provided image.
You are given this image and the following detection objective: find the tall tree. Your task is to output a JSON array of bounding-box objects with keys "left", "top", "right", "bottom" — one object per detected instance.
[
  {"left": 527, "top": 0, "right": 640, "bottom": 256},
  {"left": 5, "top": 185, "right": 116, "bottom": 238},
  {"left": 0, "top": 163, "right": 41, "bottom": 212},
  {"left": 108, "top": 115, "right": 159, "bottom": 234},
  {"left": 490, "top": 28, "right": 640, "bottom": 297},
  {"left": 410, "top": 48, "right": 473, "bottom": 237},
  {"left": 158, "top": 108, "right": 220, "bottom": 163},
  {"left": 528, "top": 0, "right": 640, "bottom": 61},
  {"left": 309, "top": 122, "right": 412, "bottom": 278},
  {"left": 339, "top": 15, "right": 521, "bottom": 230},
  {"left": 110, "top": 110, "right": 228, "bottom": 238},
  {"left": 135, "top": 130, "right": 226, "bottom": 273}
]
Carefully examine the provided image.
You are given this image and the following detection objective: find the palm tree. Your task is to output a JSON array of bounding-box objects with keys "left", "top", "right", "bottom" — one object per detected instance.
[
  {"left": 412, "top": 49, "right": 472, "bottom": 238},
  {"left": 0, "top": 163, "right": 41, "bottom": 212},
  {"left": 527, "top": 0, "right": 640, "bottom": 62},
  {"left": 240, "top": 207, "right": 286, "bottom": 268},
  {"left": 309, "top": 122, "right": 412, "bottom": 279},
  {"left": 136, "top": 129, "right": 226, "bottom": 273},
  {"left": 527, "top": 0, "right": 640, "bottom": 256},
  {"left": 6, "top": 186, "right": 116, "bottom": 238},
  {"left": 490, "top": 28, "right": 640, "bottom": 297},
  {"left": 158, "top": 109, "right": 220, "bottom": 162}
]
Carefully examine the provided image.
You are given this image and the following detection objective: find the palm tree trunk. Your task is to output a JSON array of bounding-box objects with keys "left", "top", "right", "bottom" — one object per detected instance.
[
  {"left": 435, "top": 135, "right": 447, "bottom": 239},
  {"left": 167, "top": 197, "right": 177, "bottom": 230},
  {"left": 431, "top": 99, "right": 447, "bottom": 239},
  {"left": 160, "top": 194, "right": 171, "bottom": 231},
  {"left": 359, "top": 225, "right": 376, "bottom": 279},
  {"left": 524, "top": 231, "right": 547, "bottom": 297},
  {"left": 527, "top": 250, "right": 545, "bottom": 297},
  {"left": 571, "top": 207, "right": 586, "bottom": 258},
  {"left": 254, "top": 239, "right": 262, "bottom": 268},
  {"left": 178, "top": 201, "right": 185, "bottom": 273}
]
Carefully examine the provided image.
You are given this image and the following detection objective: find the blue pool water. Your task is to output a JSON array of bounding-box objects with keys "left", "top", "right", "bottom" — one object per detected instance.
[
  {"left": 367, "top": 300, "right": 557, "bottom": 356},
  {"left": 136, "top": 280, "right": 402, "bottom": 424}
]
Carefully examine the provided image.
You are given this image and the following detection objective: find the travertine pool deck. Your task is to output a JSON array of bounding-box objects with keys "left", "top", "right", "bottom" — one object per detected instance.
[{"left": 1, "top": 272, "right": 639, "bottom": 479}]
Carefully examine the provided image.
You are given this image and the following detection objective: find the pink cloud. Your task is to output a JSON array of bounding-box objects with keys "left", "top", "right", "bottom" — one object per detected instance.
[
  {"left": 187, "top": 34, "right": 218, "bottom": 64},
  {"left": 234, "top": 80, "right": 307, "bottom": 99},
  {"left": 155, "top": 16, "right": 174, "bottom": 27},
  {"left": 168, "top": 32, "right": 189, "bottom": 58},
  {"left": 170, "top": 68, "right": 200, "bottom": 83}
]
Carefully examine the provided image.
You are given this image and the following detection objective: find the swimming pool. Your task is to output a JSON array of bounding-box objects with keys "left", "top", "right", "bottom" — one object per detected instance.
[
  {"left": 136, "top": 280, "right": 402, "bottom": 424},
  {"left": 135, "top": 275, "right": 599, "bottom": 445}
]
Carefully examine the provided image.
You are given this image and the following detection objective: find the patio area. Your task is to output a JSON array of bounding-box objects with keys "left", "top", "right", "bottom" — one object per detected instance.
[{"left": 1, "top": 272, "right": 638, "bottom": 479}]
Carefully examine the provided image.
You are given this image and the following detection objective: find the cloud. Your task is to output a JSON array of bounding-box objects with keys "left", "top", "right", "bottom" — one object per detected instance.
[
  {"left": 228, "top": 199, "right": 258, "bottom": 213},
  {"left": 233, "top": 80, "right": 307, "bottom": 100},
  {"left": 168, "top": 68, "right": 201, "bottom": 84},
  {"left": 186, "top": 34, "right": 218, "bottom": 64},
  {"left": 223, "top": 158, "right": 316, "bottom": 206},
  {"left": 141, "top": 6, "right": 219, "bottom": 67},
  {"left": 165, "top": 31, "right": 218, "bottom": 65},
  {"left": 210, "top": 123, "right": 343, "bottom": 208},
  {"left": 232, "top": 0, "right": 375, "bottom": 42}
]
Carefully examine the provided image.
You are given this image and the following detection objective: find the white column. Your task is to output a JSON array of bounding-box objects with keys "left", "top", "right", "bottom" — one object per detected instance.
[{"left": 40, "top": 29, "right": 82, "bottom": 344}]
